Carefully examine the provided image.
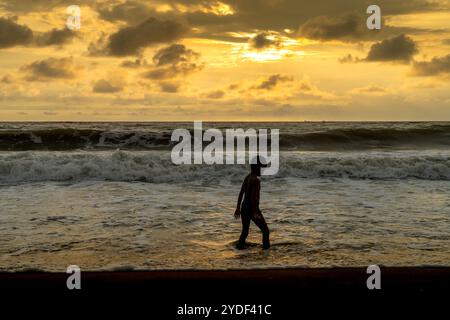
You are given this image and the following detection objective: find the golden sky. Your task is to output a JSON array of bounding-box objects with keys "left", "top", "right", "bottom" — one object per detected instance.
[{"left": 0, "top": 0, "right": 450, "bottom": 121}]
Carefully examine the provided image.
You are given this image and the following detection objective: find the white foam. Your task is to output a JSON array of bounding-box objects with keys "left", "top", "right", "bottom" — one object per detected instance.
[{"left": 0, "top": 150, "right": 449, "bottom": 183}]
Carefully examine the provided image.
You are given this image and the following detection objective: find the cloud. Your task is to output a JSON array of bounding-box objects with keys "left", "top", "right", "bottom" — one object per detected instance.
[
  {"left": 153, "top": 43, "right": 200, "bottom": 66},
  {"left": 1, "top": 73, "right": 17, "bottom": 84},
  {"left": 211, "top": 1, "right": 443, "bottom": 36},
  {"left": 349, "top": 84, "right": 389, "bottom": 95},
  {"left": 91, "top": 17, "right": 188, "bottom": 56},
  {"left": 339, "top": 35, "right": 419, "bottom": 64},
  {"left": 20, "top": 57, "right": 78, "bottom": 80},
  {"left": 143, "top": 44, "right": 202, "bottom": 80},
  {"left": 0, "top": 0, "right": 62, "bottom": 12},
  {"left": 0, "top": 18, "right": 76, "bottom": 48},
  {"left": 0, "top": 0, "right": 96, "bottom": 13},
  {"left": 86, "top": 0, "right": 446, "bottom": 44},
  {"left": 159, "top": 81, "right": 181, "bottom": 93},
  {"left": 338, "top": 54, "right": 357, "bottom": 63},
  {"left": 144, "top": 62, "right": 202, "bottom": 80},
  {"left": 206, "top": 90, "right": 225, "bottom": 99},
  {"left": 298, "top": 13, "right": 367, "bottom": 41},
  {"left": 35, "top": 28, "right": 77, "bottom": 46},
  {"left": 205, "top": 75, "right": 339, "bottom": 105},
  {"left": 121, "top": 58, "right": 148, "bottom": 68},
  {"left": 297, "top": 12, "right": 431, "bottom": 43},
  {"left": 255, "top": 74, "right": 293, "bottom": 90},
  {"left": 293, "top": 79, "right": 338, "bottom": 101},
  {"left": 0, "top": 18, "right": 33, "bottom": 48},
  {"left": 92, "top": 79, "right": 123, "bottom": 93},
  {"left": 2, "top": 0, "right": 445, "bottom": 41},
  {"left": 443, "top": 39, "right": 450, "bottom": 46},
  {"left": 249, "top": 32, "right": 281, "bottom": 50},
  {"left": 411, "top": 54, "right": 450, "bottom": 76},
  {"left": 97, "top": 0, "right": 153, "bottom": 24},
  {"left": 365, "top": 34, "right": 418, "bottom": 62}
]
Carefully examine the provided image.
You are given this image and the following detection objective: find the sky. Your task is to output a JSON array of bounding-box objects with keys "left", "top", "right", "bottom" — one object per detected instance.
[{"left": 0, "top": 0, "right": 450, "bottom": 121}]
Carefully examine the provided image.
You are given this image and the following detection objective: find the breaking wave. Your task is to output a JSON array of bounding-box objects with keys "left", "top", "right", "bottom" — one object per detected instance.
[{"left": 0, "top": 150, "right": 449, "bottom": 183}]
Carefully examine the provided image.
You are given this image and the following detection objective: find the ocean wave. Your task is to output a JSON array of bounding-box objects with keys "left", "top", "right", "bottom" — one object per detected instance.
[
  {"left": 0, "top": 150, "right": 449, "bottom": 182},
  {"left": 281, "top": 125, "right": 450, "bottom": 150},
  {"left": 0, "top": 128, "right": 171, "bottom": 151},
  {"left": 0, "top": 124, "right": 449, "bottom": 151}
]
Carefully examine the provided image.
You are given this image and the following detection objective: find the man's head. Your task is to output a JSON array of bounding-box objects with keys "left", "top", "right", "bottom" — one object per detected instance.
[{"left": 250, "top": 155, "right": 267, "bottom": 176}]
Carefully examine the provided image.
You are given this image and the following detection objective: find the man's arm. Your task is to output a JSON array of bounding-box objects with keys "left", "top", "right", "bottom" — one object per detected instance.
[{"left": 234, "top": 178, "right": 246, "bottom": 218}]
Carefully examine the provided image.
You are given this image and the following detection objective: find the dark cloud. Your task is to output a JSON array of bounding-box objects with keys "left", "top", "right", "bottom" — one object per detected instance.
[
  {"left": 144, "top": 67, "right": 173, "bottom": 80},
  {"left": 0, "top": 18, "right": 77, "bottom": 49},
  {"left": 443, "top": 39, "right": 450, "bottom": 45},
  {"left": 144, "top": 62, "right": 202, "bottom": 79},
  {"left": 92, "top": 17, "right": 188, "bottom": 56},
  {"left": 2, "top": 0, "right": 445, "bottom": 41},
  {"left": 93, "top": 79, "right": 123, "bottom": 93},
  {"left": 193, "top": 0, "right": 444, "bottom": 32},
  {"left": 249, "top": 32, "right": 280, "bottom": 50},
  {"left": 298, "top": 13, "right": 366, "bottom": 41},
  {"left": 87, "top": 0, "right": 445, "bottom": 43},
  {"left": 159, "top": 81, "right": 181, "bottom": 93},
  {"left": 256, "top": 74, "right": 293, "bottom": 90},
  {"left": 412, "top": 55, "right": 450, "bottom": 76},
  {"left": 206, "top": 90, "right": 225, "bottom": 99},
  {"left": 97, "top": 0, "right": 153, "bottom": 23},
  {"left": 35, "top": 28, "right": 77, "bottom": 46},
  {"left": 0, "top": 0, "right": 429, "bottom": 49},
  {"left": 297, "top": 12, "right": 432, "bottom": 42},
  {"left": 144, "top": 44, "right": 202, "bottom": 80},
  {"left": 87, "top": 33, "right": 109, "bottom": 56},
  {"left": 21, "top": 57, "right": 77, "bottom": 80},
  {"left": 0, "top": 18, "right": 33, "bottom": 48},
  {"left": 153, "top": 44, "right": 199, "bottom": 66},
  {"left": 365, "top": 34, "right": 418, "bottom": 62}
]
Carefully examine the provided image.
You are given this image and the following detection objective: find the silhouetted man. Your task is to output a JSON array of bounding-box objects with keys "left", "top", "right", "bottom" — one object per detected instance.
[{"left": 234, "top": 156, "right": 270, "bottom": 249}]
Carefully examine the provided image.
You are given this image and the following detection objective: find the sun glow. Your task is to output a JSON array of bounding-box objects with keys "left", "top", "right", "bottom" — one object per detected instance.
[{"left": 240, "top": 48, "right": 302, "bottom": 62}]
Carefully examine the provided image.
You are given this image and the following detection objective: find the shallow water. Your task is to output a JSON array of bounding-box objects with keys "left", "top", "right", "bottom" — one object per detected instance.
[{"left": 1, "top": 176, "right": 449, "bottom": 271}]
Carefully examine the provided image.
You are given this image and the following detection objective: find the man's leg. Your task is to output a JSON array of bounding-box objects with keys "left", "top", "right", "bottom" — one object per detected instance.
[
  {"left": 238, "top": 214, "right": 251, "bottom": 248},
  {"left": 252, "top": 211, "right": 270, "bottom": 249}
]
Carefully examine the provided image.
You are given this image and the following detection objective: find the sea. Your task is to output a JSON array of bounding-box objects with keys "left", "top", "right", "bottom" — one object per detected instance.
[{"left": 0, "top": 122, "right": 449, "bottom": 272}]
